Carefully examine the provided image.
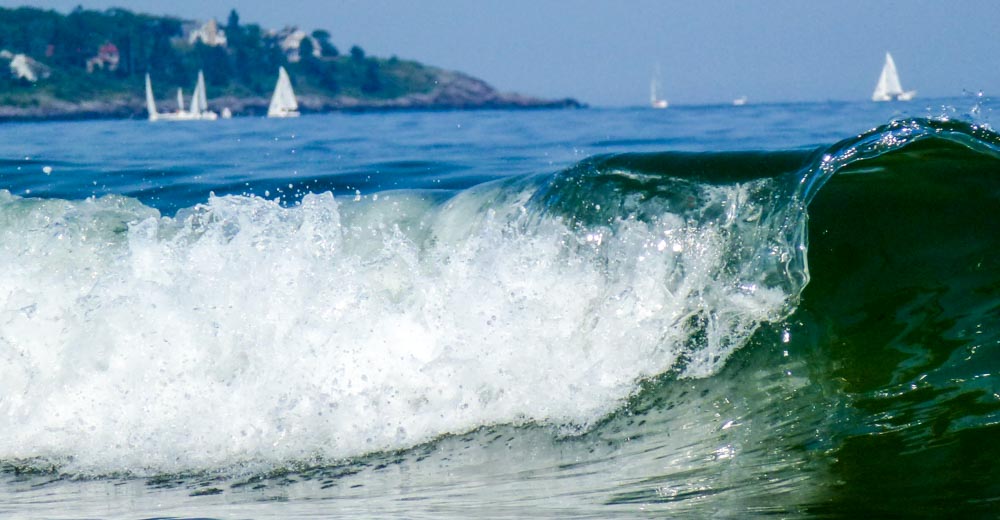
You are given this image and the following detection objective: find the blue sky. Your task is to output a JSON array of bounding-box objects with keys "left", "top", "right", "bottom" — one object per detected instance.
[{"left": 8, "top": 0, "right": 1000, "bottom": 106}]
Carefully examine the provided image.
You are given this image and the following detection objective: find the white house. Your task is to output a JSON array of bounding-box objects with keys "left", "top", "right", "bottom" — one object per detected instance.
[
  {"left": 3, "top": 51, "right": 50, "bottom": 82},
  {"left": 273, "top": 28, "right": 321, "bottom": 62},
  {"left": 188, "top": 19, "right": 227, "bottom": 47}
]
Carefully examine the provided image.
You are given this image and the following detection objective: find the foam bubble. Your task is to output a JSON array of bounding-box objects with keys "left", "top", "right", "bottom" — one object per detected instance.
[{"left": 0, "top": 175, "right": 803, "bottom": 475}]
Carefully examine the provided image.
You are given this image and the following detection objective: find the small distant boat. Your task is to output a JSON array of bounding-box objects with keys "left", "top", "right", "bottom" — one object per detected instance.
[
  {"left": 649, "top": 64, "right": 668, "bottom": 109},
  {"left": 268, "top": 66, "right": 300, "bottom": 118},
  {"left": 189, "top": 70, "right": 218, "bottom": 120},
  {"left": 732, "top": 96, "right": 748, "bottom": 106},
  {"left": 146, "top": 71, "right": 217, "bottom": 122},
  {"left": 147, "top": 73, "right": 191, "bottom": 121},
  {"left": 650, "top": 77, "right": 668, "bottom": 109},
  {"left": 175, "top": 88, "right": 185, "bottom": 114},
  {"left": 871, "top": 52, "right": 916, "bottom": 102}
]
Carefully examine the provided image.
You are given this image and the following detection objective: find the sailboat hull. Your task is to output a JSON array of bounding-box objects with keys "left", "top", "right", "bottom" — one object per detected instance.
[
  {"left": 268, "top": 111, "right": 301, "bottom": 118},
  {"left": 152, "top": 111, "right": 217, "bottom": 122},
  {"left": 154, "top": 113, "right": 195, "bottom": 121},
  {"left": 872, "top": 90, "right": 917, "bottom": 102},
  {"left": 145, "top": 74, "right": 219, "bottom": 122}
]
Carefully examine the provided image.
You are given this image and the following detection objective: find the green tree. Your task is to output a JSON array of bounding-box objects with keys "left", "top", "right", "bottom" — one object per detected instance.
[
  {"left": 349, "top": 45, "right": 365, "bottom": 62},
  {"left": 311, "top": 29, "right": 337, "bottom": 57},
  {"left": 225, "top": 9, "right": 244, "bottom": 53},
  {"left": 318, "top": 60, "right": 339, "bottom": 93},
  {"left": 226, "top": 9, "right": 239, "bottom": 31},
  {"left": 361, "top": 59, "right": 380, "bottom": 94},
  {"left": 298, "top": 36, "right": 316, "bottom": 65},
  {"left": 193, "top": 41, "right": 230, "bottom": 86}
]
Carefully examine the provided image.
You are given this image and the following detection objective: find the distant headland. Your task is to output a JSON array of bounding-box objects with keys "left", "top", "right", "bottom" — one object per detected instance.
[{"left": 0, "top": 6, "right": 583, "bottom": 121}]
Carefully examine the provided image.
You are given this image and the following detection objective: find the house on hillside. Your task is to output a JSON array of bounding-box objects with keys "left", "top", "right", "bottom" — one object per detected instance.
[
  {"left": 272, "top": 27, "right": 321, "bottom": 62},
  {"left": 86, "top": 42, "right": 120, "bottom": 73},
  {"left": 1, "top": 50, "right": 50, "bottom": 82},
  {"left": 188, "top": 19, "right": 227, "bottom": 47}
]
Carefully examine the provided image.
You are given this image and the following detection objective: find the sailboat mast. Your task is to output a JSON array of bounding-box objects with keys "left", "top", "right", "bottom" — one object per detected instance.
[
  {"left": 144, "top": 73, "right": 158, "bottom": 120},
  {"left": 193, "top": 70, "right": 208, "bottom": 114}
]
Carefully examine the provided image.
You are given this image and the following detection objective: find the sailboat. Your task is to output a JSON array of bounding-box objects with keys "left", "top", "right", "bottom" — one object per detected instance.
[
  {"left": 147, "top": 73, "right": 193, "bottom": 121},
  {"left": 649, "top": 63, "right": 669, "bottom": 109},
  {"left": 871, "top": 52, "right": 916, "bottom": 102},
  {"left": 145, "top": 72, "right": 217, "bottom": 121},
  {"left": 189, "top": 70, "right": 218, "bottom": 120},
  {"left": 175, "top": 88, "right": 185, "bottom": 115},
  {"left": 145, "top": 73, "right": 160, "bottom": 121},
  {"left": 268, "top": 66, "right": 300, "bottom": 118},
  {"left": 650, "top": 77, "right": 668, "bottom": 109}
]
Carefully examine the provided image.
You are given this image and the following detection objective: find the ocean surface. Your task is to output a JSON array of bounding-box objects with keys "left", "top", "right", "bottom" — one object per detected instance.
[{"left": 1, "top": 98, "right": 998, "bottom": 518}]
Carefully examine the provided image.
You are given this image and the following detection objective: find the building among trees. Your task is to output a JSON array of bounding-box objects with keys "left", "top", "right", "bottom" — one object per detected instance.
[
  {"left": 85, "top": 42, "right": 119, "bottom": 72},
  {"left": 187, "top": 19, "right": 227, "bottom": 47},
  {"left": 273, "top": 28, "right": 321, "bottom": 63}
]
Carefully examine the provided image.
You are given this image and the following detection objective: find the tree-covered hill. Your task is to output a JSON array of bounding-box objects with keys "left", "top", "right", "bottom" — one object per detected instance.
[{"left": 0, "top": 6, "right": 580, "bottom": 119}]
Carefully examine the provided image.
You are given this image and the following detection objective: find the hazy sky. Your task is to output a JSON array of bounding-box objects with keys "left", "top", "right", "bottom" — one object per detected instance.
[{"left": 7, "top": 0, "right": 1000, "bottom": 106}]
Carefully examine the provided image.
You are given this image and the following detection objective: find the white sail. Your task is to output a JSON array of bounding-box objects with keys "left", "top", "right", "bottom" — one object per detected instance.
[
  {"left": 872, "top": 52, "right": 916, "bottom": 102},
  {"left": 198, "top": 72, "right": 209, "bottom": 113},
  {"left": 145, "top": 73, "right": 159, "bottom": 121},
  {"left": 145, "top": 74, "right": 212, "bottom": 122},
  {"left": 188, "top": 70, "right": 218, "bottom": 120},
  {"left": 268, "top": 66, "right": 300, "bottom": 118},
  {"left": 190, "top": 72, "right": 205, "bottom": 114},
  {"left": 649, "top": 65, "right": 668, "bottom": 109}
]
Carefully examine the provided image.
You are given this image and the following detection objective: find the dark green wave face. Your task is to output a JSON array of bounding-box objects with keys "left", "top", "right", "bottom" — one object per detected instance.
[
  {"left": 587, "top": 118, "right": 1000, "bottom": 516},
  {"left": 480, "top": 118, "right": 1000, "bottom": 516},
  {"left": 798, "top": 121, "right": 1000, "bottom": 515}
]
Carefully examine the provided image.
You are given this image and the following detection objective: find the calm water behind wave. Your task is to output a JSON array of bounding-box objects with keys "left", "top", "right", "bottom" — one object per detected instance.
[{"left": 4, "top": 99, "right": 982, "bottom": 210}]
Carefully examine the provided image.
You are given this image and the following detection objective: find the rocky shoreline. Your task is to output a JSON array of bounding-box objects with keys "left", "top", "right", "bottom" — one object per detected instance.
[{"left": 0, "top": 71, "right": 582, "bottom": 122}]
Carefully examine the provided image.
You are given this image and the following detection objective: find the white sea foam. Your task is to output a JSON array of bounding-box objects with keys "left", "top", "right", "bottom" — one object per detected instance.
[{"left": 0, "top": 180, "right": 802, "bottom": 475}]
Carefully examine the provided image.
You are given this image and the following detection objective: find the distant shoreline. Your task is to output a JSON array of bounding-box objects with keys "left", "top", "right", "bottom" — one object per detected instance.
[
  {"left": 0, "top": 6, "right": 583, "bottom": 123},
  {"left": 0, "top": 94, "right": 585, "bottom": 123},
  {"left": 0, "top": 72, "right": 584, "bottom": 123}
]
